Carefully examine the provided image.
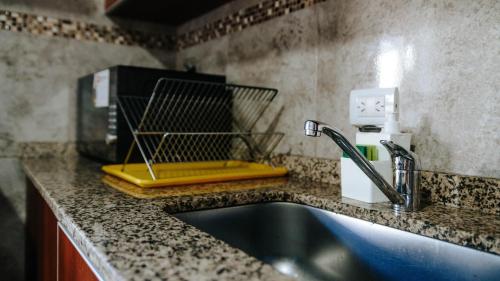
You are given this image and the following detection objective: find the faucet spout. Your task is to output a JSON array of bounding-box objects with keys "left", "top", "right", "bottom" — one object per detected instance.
[
  {"left": 304, "top": 120, "right": 417, "bottom": 210},
  {"left": 304, "top": 120, "right": 323, "bottom": 137}
]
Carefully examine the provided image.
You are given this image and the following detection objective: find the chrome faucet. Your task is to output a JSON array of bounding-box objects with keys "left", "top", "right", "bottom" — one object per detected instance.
[{"left": 304, "top": 120, "right": 421, "bottom": 212}]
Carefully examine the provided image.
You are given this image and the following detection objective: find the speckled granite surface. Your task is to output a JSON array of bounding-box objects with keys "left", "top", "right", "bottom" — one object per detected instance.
[
  {"left": 420, "top": 171, "right": 500, "bottom": 215},
  {"left": 23, "top": 156, "right": 499, "bottom": 281},
  {"left": 273, "top": 154, "right": 500, "bottom": 215}
]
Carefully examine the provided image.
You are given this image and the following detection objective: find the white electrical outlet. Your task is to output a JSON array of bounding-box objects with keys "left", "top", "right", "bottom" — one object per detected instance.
[
  {"left": 356, "top": 96, "right": 385, "bottom": 117},
  {"left": 350, "top": 88, "right": 399, "bottom": 126}
]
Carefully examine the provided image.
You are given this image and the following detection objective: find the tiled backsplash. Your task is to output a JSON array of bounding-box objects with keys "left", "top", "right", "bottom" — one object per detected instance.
[
  {"left": 273, "top": 154, "right": 500, "bottom": 215},
  {"left": 176, "top": 0, "right": 500, "bottom": 179}
]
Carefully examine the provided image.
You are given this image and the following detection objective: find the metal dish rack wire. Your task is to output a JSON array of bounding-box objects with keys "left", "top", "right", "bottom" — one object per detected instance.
[{"left": 117, "top": 78, "right": 284, "bottom": 180}]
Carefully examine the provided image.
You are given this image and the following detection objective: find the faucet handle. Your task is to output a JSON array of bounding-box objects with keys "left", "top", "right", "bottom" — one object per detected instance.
[{"left": 380, "top": 140, "right": 419, "bottom": 171}]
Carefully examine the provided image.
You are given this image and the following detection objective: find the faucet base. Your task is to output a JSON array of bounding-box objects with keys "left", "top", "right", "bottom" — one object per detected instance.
[
  {"left": 392, "top": 204, "right": 418, "bottom": 213},
  {"left": 392, "top": 204, "right": 404, "bottom": 213}
]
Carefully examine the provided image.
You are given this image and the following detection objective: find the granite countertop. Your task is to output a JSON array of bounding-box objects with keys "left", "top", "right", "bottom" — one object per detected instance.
[{"left": 23, "top": 156, "right": 500, "bottom": 281}]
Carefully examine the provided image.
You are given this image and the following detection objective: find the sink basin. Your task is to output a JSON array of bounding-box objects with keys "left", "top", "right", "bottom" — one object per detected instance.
[{"left": 173, "top": 202, "right": 500, "bottom": 281}]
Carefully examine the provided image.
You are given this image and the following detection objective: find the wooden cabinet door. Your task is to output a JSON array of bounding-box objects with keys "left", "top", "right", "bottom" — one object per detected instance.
[
  {"left": 26, "top": 177, "right": 100, "bottom": 281},
  {"left": 26, "top": 178, "right": 57, "bottom": 281},
  {"left": 58, "top": 226, "right": 99, "bottom": 281}
]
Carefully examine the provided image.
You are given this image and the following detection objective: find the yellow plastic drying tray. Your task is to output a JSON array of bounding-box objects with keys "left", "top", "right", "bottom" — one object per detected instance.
[{"left": 101, "top": 161, "right": 288, "bottom": 188}]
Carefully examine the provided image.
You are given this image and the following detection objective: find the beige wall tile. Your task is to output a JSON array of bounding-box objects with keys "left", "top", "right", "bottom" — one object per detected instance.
[{"left": 177, "top": 0, "right": 500, "bottom": 178}]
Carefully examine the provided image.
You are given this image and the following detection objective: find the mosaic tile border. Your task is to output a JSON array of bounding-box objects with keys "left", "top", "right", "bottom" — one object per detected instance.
[
  {"left": 0, "top": 0, "right": 325, "bottom": 50},
  {"left": 273, "top": 154, "right": 500, "bottom": 214},
  {"left": 176, "top": 0, "right": 327, "bottom": 49},
  {"left": 0, "top": 9, "right": 175, "bottom": 49}
]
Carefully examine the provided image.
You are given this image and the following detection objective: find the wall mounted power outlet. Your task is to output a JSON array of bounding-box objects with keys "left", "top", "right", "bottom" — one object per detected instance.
[
  {"left": 355, "top": 95, "right": 385, "bottom": 117},
  {"left": 349, "top": 88, "right": 399, "bottom": 127}
]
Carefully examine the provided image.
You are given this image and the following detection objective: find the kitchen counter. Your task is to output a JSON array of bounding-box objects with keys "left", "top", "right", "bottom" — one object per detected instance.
[{"left": 23, "top": 156, "right": 500, "bottom": 281}]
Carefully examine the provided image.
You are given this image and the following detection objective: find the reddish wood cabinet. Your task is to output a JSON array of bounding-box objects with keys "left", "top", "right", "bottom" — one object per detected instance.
[
  {"left": 58, "top": 228, "right": 99, "bottom": 281},
  {"left": 26, "top": 178, "right": 99, "bottom": 281},
  {"left": 26, "top": 179, "right": 58, "bottom": 281}
]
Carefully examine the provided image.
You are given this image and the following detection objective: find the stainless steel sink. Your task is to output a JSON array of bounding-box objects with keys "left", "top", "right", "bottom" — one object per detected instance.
[{"left": 173, "top": 202, "right": 500, "bottom": 281}]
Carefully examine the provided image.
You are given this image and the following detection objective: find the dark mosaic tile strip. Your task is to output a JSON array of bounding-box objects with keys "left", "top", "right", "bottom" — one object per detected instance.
[
  {"left": 273, "top": 154, "right": 500, "bottom": 214},
  {"left": 176, "top": 0, "right": 326, "bottom": 49},
  {"left": 0, "top": 9, "right": 175, "bottom": 49},
  {"left": 0, "top": 0, "right": 325, "bottom": 50}
]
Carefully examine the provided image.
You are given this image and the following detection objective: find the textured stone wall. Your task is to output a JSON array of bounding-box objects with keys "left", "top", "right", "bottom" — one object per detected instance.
[
  {"left": 176, "top": 0, "right": 500, "bottom": 178},
  {"left": 0, "top": 0, "right": 174, "bottom": 221}
]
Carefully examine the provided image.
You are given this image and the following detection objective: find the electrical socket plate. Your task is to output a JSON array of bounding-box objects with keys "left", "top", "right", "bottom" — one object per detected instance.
[{"left": 349, "top": 88, "right": 399, "bottom": 127}]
